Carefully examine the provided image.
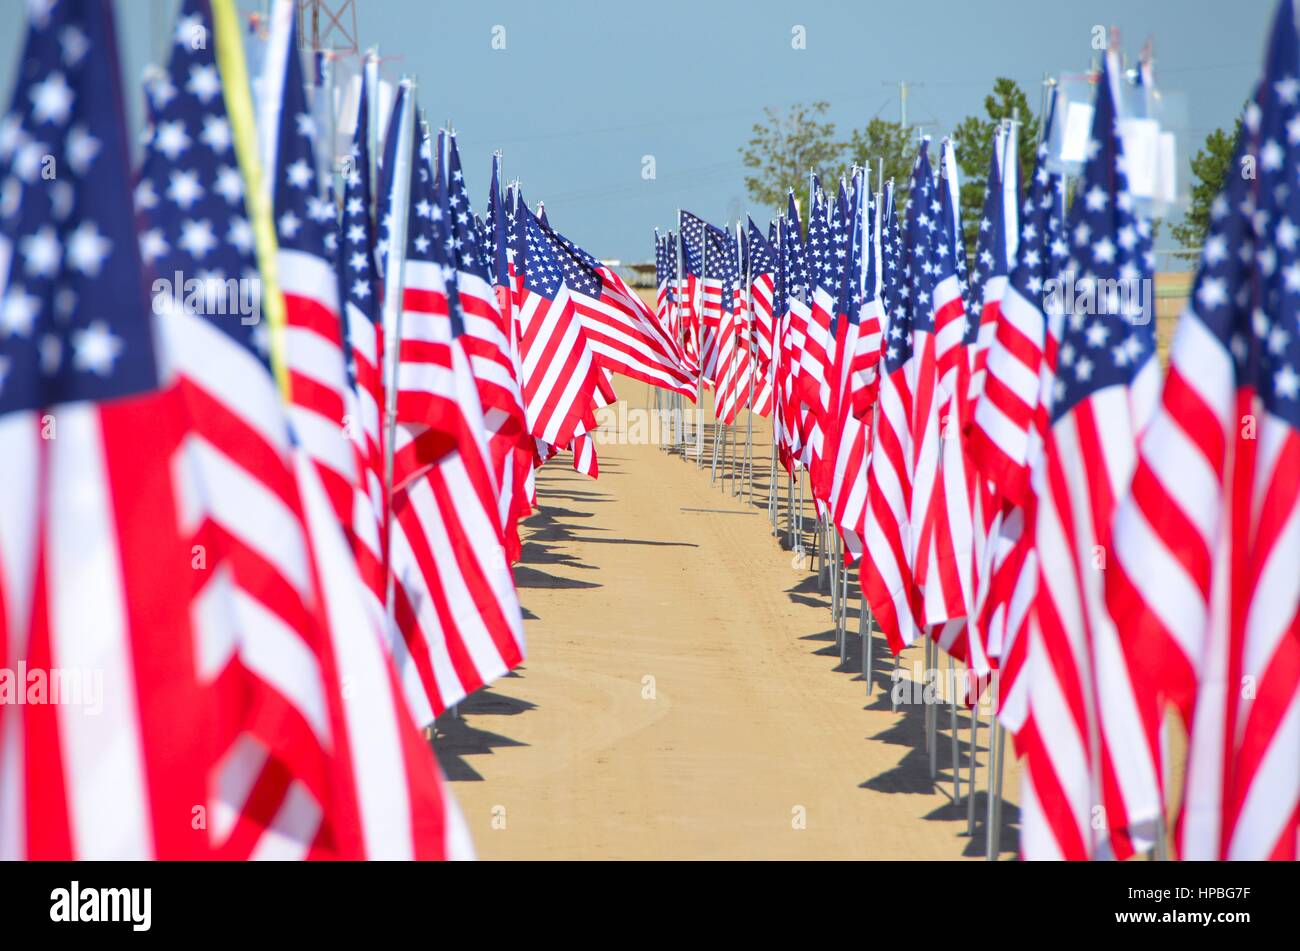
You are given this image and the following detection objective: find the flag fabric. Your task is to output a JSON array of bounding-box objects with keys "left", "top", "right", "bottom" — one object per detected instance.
[
  {"left": 962, "top": 125, "right": 1019, "bottom": 677},
  {"left": 137, "top": 0, "right": 340, "bottom": 859},
  {"left": 292, "top": 449, "right": 473, "bottom": 859},
  {"left": 1018, "top": 61, "right": 1164, "bottom": 861},
  {"left": 918, "top": 141, "right": 978, "bottom": 655},
  {"left": 746, "top": 217, "right": 777, "bottom": 418},
  {"left": 862, "top": 182, "right": 922, "bottom": 653},
  {"left": 825, "top": 172, "right": 883, "bottom": 561},
  {"left": 259, "top": 12, "right": 470, "bottom": 857},
  {"left": 902, "top": 142, "right": 952, "bottom": 632},
  {"left": 549, "top": 219, "right": 695, "bottom": 398},
  {"left": 335, "top": 71, "right": 387, "bottom": 598},
  {"left": 511, "top": 191, "right": 605, "bottom": 450},
  {"left": 970, "top": 115, "right": 1065, "bottom": 508},
  {"left": 1107, "top": 0, "right": 1300, "bottom": 861},
  {"left": 713, "top": 226, "right": 752, "bottom": 426},
  {"left": 679, "top": 211, "right": 729, "bottom": 385},
  {"left": 800, "top": 181, "right": 836, "bottom": 488},
  {"left": 441, "top": 136, "right": 531, "bottom": 549},
  {"left": 386, "top": 109, "right": 526, "bottom": 725},
  {"left": 779, "top": 196, "right": 814, "bottom": 471},
  {"left": 971, "top": 123, "right": 1069, "bottom": 731},
  {"left": 486, "top": 155, "right": 538, "bottom": 543},
  {"left": 965, "top": 123, "right": 1019, "bottom": 410},
  {"left": 259, "top": 2, "right": 382, "bottom": 621},
  {"left": 0, "top": 0, "right": 216, "bottom": 858}
]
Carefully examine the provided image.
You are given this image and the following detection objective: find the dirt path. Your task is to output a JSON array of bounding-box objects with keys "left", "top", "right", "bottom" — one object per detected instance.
[{"left": 436, "top": 381, "right": 1022, "bottom": 859}]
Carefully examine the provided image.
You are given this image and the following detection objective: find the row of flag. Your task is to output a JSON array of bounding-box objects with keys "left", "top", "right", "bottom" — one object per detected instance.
[
  {"left": 0, "top": 0, "right": 699, "bottom": 858},
  {"left": 659, "top": 4, "right": 1298, "bottom": 861}
]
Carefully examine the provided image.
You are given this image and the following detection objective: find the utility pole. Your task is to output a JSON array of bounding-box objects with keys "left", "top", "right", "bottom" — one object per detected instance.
[
  {"left": 297, "top": 0, "right": 359, "bottom": 54},
  {"left": 883, "top": 80, "right": 923, "bottom": 135}
]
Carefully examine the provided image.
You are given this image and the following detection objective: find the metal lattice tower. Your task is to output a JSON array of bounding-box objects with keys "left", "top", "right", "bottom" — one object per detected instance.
[{"left": 297, "top": 0, "right": 359, "bottom": 55}]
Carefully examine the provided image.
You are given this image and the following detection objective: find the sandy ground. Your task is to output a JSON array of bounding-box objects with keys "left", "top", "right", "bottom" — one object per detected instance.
[{"left": 436, "top": 380, "right": 1023, "bottom": 860}]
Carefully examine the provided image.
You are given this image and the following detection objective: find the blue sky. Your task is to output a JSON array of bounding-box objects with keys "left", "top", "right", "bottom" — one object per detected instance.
[{"left": 1, "top": 0, "right": 1270, "bottom": 262}]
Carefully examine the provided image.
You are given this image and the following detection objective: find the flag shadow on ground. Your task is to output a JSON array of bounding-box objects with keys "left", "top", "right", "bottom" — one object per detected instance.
[
  {"left": 515, "top": 502, "right": 606, "bottom": 594},
  {"left": 784, "top": 550, "right": 1022, "bottom": 857},
  {"left": 433, "top": 685, "right": 536, "bottom": 782}
]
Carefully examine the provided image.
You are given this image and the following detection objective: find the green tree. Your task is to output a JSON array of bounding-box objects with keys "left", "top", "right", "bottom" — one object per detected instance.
[
  {"left": 950, "top": 77, "right": 1042, "bottom": 260},
  {"left": 1170, "top": 118, "right": 1241, "bottom": 261},
  {"left": 845, "top": 118, "right": 918, "bottom": 212},
  {"left": 740, "top": 101, "right": 846, "bottom": 218}
]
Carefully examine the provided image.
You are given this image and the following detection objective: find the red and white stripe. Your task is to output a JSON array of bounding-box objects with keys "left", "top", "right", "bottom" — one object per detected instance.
[
  {"left": 294, "top": 447, "right": 473, "bottom": 860},
  {"left": 390, "top": 265, "right": 526, "bottom": 724},
  {"left": 826, "top": 294, "right": 884, "bottom": 561},
  {"left": 862, "top": 337, "right": 920, "bottom": 654},
  {"left": 968, "top": 277, "right": 1046, "bottom": 507},
  {"left": 581, "top": 262, "right": 696, "bottom": 398},
  {"left": 749, "top": 269, "right": 777, "bottom": 417},
  {"left": 1, "top": 390, "right": 217, "bottom": 859},
  {"left": 570, "top": 431, "right": 599, "bottom": 478},
  {"left": 1019, "top": 324, "right": 1164, "bottom": 861},
  {"left": 514, "top": 270, "right": 602, "bottom": 451},
  {"left": 1108, "top": 307, "right": 1299, "bottom": 860},
  {"left": 714, "top": 284, "right": 754, "bottom": 426}
]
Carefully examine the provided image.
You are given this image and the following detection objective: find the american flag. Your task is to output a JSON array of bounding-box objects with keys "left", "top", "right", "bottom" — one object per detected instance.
[
  {"left": 261, "top": 1, "right": 381, "bottom": 616},
  {"left": 965, "top": 123, "right": 1019, "bottom": 409},
  {"left": 780, "top": 193, "right": 813, "bottom": 469},
  {"left": 902, "top": 142, "right": 951, "bottom": 633},
  {"left": 969, "top": 118, "right": 1069, "bottom": 731},
  {"left": 862, "top": 181, "right": 922, "bottom": 653},
  {"left": 1018, "top": 60, "right": 1164, "bottom": 861},
  {"left": 963, "top": 126, "right": 1020, "bottom": 679},
  {"left": 0, "top": 0, "right": 216, "bottom": 859},
  {"left": 439, "top": 135, "right": 530, "bottom": 544},
  {"left": 334, "top": 70, "right": 387, "bottom": 619},
  {"left": 970, "top": 120, "right": 1067, "bottom": 508},
  {"left": 655, "top": 230, "right": 672, "bottom": 333},
  {"left": 825, "top": 173, "right": 883, "bottom": 562},
  {"left": 967, "top": 107, "right": 1066, "bottom": 722},
  {"left": 713, "top": 224, "right": 752, "bottom": 426},
  {"left": 258, "top": 12, "right": 470, "bottom": 857},
  {"left": 1108, "top": 0, "right": 1300, "bottom": 860},
  {"left": 137, "top": 0, "right": 341, "bottom": 859},
  {"left": 511, "top": 189, "right": 604, "bottom": 450},
  {"left": 918, "top": 140, "right": 977, "bottom": 657},
  {"left": 385, "top": 109, "right": 526, "bottom": 724},
  {"left": 548, "top": 216, "right": 695, "bottom": 399},
  {"left": 746, "top": 217, "right": 777, "bottom": 418},
  {"left": 485, "top": 155, "right": 537, "bottom": 538},
  {"left": 680, "top": 210, "right": 729, "bottom": 385},
  {"left": 800, "top": 181, "right": 835, "bottom": 485}
]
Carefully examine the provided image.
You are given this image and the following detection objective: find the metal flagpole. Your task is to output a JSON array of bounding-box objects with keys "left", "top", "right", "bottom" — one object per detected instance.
[
  {"left": 948, "top": 653, "right": 960, "bottom": 802},
  {"left": 795, "top": 469, "right": 802, "bottom": 550},
  {"left": 832, "top": 530, "right": 842, "bottom": 649},
  {"left": 364, "top": 49, "right": 380, "bottom": 202},
  {"left": 926, "top": 635, "right": 937, "bottom": 778},
  {"left": 840, "top": 536, "right": 849, "bottom": 661},
  {"left": 710, "top": 391, "right": 722, "bottom": 483},
  {"left": 861, "top": 590, "right": 873, "bottom": 695},
  {"left": 787, "top": 469, "right": 795, "bottom": 549},
  {"left": 380, "top": 78, "right": 416, "bottom": 622},
  {"left": 837, "top": 536, "right": 848, "bottom": 666},
  {"left": 985, "top": 675, "right": 1002, "bottom": 860},
  {"left": 967, "top": 690, "right": 981, "bottom": 837},
  {"left": 891, "top": 647, "right": 900, "bottom": 713}
]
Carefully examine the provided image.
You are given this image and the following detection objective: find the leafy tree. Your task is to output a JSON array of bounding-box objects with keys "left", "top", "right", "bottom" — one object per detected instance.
[
  {"left": 740, "top": 101, "right": 846, "bottom": 217},
  {"left": 846, "top": 118, "right": 918, "bottom": 212},
  {"left": 1170, "top": 117, "right": 1241, "bottom": 261},
  {"left": 950, "top": 78, "right": 1041, "bottom": 260}
]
